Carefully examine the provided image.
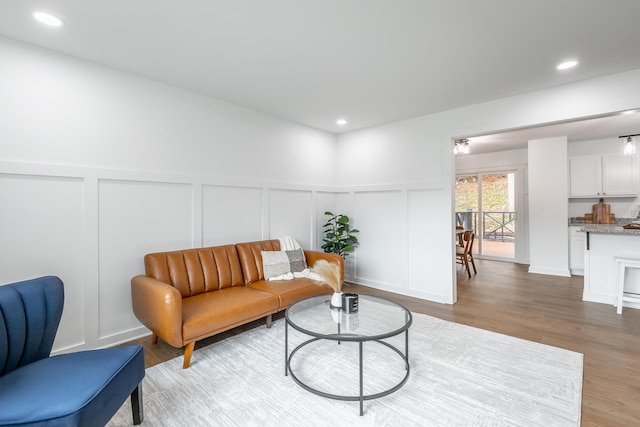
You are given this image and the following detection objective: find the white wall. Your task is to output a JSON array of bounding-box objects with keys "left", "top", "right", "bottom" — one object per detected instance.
[
  {"left": 0, "top": 37, "right": 339, "bottom": 352},
  {"left": 528, "top": 137, "right": 570, "bottom": 276},
  {"left": 338, "top": 69, "right": 640, "bottom": 301},
  {"left": 3, "top": 34, "right": 640, "bottom": 351},
  {"left": 336, "top": 121, "right": 453, "bottom": 302},
  {"left": 0, "top": 38, "right": 337, "bottom": 184},
  {"left": 456, "top": 148, "right": 528, "bottom": 171}
]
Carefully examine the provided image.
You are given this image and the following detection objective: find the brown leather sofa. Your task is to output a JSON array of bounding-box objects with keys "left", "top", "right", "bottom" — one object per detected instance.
[{"left": 131, "top": 239, "right": 344, "bottom": 368}]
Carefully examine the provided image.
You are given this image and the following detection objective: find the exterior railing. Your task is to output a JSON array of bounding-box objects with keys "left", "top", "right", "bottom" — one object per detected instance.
[{"left": 456, "top": 211, "right": 516, "bottom": 242}]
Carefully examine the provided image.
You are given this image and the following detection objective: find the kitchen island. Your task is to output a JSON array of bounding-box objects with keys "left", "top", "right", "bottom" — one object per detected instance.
[{"left": 581, "top": 224, "right": 640, "bottom": 310}]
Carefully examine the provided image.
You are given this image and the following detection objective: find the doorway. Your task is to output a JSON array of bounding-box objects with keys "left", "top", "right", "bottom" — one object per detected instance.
[{"left": 455, "top": 171, "right": 516, "bottom": 260}]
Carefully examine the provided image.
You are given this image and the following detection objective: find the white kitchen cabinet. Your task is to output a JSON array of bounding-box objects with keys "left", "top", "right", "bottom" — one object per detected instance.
[
  {"left": 602, "top": 154, "right": 637, "bottom": 196},
  {"left": 569, "top": 155, "right": 601, "bottom": 197},
  {"left": 568, "top": 226, "right": 584, "bottom": 275},
  {"left": 569, "top": 154, "right": 637, "bottom": 197}
]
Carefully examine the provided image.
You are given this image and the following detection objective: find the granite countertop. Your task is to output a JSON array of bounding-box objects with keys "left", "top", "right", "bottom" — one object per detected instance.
[
  {"left": 579, "top": 223, "right": 640, "bottom": 235},
  {"left": 569, "top": 217, "right": 640, "bottom": 235}
]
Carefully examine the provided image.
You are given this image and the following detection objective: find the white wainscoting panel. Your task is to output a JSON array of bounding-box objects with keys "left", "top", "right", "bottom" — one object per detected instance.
[
  {"left": 408, "top": 188, "right": 451, "bottom": 302},
  {"left": 98, "top": 179, "right": 193, "bottom": 339},
  {"left": 202, "top": 185, "right": 263, "bottom": 246},
  {"left": 0, "top": 174, "right": 85, "bottom": 350},
  {"left": 268, "top": 189, "right": 313, "bottom": 249},
  {"left": 353, "top": 190, "right": 406, "bottom": 288}
]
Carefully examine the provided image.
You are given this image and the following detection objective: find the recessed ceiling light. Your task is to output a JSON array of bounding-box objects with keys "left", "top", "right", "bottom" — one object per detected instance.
[
  {"left": 34, "top": 12, "right": 65, "bottom": 27},
  {"left": 336, "top": 119, "right": 347, "bottom": 126},
  {"left": 557, "top": 60, "right": 578, "bottom": 70}
]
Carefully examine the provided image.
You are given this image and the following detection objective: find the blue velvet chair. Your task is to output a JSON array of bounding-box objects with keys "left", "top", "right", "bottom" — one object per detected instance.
[{"left": 0, "top": 276, "right": 145, "bottom": 426}]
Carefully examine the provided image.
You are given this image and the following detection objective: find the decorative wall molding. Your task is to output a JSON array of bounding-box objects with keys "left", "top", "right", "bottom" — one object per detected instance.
[{"left": 1, "top": 160, "right": 448, "bottom": 351}]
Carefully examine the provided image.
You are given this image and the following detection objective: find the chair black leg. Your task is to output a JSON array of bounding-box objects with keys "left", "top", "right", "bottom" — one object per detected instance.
[{"left": 131, "top": 383, "right": 143, "bottom": 425}]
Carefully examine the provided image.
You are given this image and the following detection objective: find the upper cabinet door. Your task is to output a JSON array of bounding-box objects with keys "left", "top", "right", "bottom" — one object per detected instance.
[
  {"left": 570, "top": 155, "right": 602, "bottom": 197},
  {"left": 602, "top": 154, "right": 637, "bottom": 196},
  {"left": 569, "top": 154, "right": 638, "bottom": 198}
]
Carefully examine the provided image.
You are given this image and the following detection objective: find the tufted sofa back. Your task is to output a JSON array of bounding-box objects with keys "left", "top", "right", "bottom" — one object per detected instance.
[
  {"left": 144, "top": 245, "right": 245, "bottom": 298},
  {"left": 235, "top": 240, "right": 280, "bottom": 285},
  {"left": 0, "top": 276, "right": 64, "bottom": 376}
]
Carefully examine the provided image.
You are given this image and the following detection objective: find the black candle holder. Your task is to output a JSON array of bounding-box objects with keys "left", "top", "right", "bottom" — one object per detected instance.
[{"left": 342, "top": 293, "right": 359, "bottom": 313}]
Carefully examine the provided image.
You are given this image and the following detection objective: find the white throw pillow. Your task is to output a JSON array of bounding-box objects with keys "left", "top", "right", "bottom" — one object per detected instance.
[{"left": 261, "top": 251, "right": 291, "bottom": 279}]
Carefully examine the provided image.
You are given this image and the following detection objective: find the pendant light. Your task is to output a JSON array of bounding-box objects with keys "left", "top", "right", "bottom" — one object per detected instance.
[
  {"left": 619, "top": 134, "right": 639, "bottom": 156},
  {"left": 454, "top": 139, "right": 470, "bottom": 155}
]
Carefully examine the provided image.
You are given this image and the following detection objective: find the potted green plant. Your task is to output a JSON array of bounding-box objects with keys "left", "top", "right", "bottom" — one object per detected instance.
[{"left": 321, "top": 211, "right": 359, "bottom": 258}]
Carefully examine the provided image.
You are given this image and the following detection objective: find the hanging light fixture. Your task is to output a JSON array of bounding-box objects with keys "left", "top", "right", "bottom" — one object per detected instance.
[
  {"left": 619, "top": 134, "right": 639, "bottom": 156},
  {"left": 453, "top": 139, "right": 470, "bottom": 155}
]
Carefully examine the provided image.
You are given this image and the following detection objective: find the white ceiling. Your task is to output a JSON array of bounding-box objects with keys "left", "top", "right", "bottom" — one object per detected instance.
[
  {"left": 1, "top": 0, "right": 640, "bottom": 146},
  {"left": 465, "top": 111, "right": 640, "bottom": 155}
]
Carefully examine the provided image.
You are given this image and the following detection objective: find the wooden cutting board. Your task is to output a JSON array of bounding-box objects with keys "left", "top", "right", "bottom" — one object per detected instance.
[
  {"left": 592, "top": 198, "right": 612, "bottom": 224},
  {"left": 583, "top": 212, "right": 614, "bottom": 224}
]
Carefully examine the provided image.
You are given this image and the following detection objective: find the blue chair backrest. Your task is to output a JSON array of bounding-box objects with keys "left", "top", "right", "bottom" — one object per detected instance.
[{"left": 0, "top": 276, "right": 64, "bottom": 376}]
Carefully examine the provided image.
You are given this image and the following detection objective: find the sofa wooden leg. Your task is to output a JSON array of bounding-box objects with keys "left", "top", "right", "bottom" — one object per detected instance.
[
  {"left": 131, "top": 383, "right": 143, "bottom": 425},
  {"left": 266, "top": 314, "right": 273, "bottom": 328},
  {"left": 183, "top": 342, "right": 195, "bottom": 369},
  {"left": 151, "top": 332, "right": 158, "bottom": 345}
]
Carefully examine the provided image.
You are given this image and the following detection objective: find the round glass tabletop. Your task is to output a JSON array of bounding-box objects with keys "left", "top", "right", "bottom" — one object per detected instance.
[{"left": 285, "top": 294, "right": 412, "bottom": 341}]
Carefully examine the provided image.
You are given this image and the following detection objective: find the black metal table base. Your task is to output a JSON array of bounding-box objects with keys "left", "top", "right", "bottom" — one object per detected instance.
[{"left": 285, "top": 321, "right": 410, "bottom": 416}]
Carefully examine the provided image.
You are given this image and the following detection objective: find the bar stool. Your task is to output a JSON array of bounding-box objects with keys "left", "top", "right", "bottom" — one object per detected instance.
[{"left": 614, "top": 256, "right": 640, "bottom": 314}]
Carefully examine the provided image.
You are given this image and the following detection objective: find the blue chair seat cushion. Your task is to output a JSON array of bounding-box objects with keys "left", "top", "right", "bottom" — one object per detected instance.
[{"left": 0, "top": 345, "right": 144, "bottom": 426}]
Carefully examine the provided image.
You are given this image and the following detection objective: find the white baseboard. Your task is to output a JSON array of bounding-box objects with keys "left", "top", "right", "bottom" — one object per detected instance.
[{"left": 528, "top": 266, "right": 571, "bottom": 277}]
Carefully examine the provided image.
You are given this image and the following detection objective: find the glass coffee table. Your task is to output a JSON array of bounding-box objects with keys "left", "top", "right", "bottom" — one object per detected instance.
[{"left": 285, "top": 294, "right": 412, "bottom": 415}]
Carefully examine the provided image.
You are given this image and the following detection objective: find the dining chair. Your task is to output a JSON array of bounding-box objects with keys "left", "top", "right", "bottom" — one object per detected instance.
[
  {"left": 455, "top": 225, "right": 464, "bottom": 247},
  {"left": 456, "top": 231, "right": 477, "bottom": 278}
]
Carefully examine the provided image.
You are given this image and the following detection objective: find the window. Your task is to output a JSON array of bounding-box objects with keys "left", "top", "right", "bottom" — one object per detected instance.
[{"left": 455, "top": 172, "right": 516, "bottom": 259}]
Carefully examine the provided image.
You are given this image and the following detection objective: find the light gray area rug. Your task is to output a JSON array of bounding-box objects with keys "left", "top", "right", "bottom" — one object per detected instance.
[{"left": 108, "top": 313, "right": 582, "bottom": 426}]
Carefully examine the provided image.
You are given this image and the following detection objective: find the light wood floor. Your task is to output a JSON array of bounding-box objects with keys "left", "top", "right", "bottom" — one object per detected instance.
[{"left": 128, "top": 259, "right": 640, "bottom": 425}]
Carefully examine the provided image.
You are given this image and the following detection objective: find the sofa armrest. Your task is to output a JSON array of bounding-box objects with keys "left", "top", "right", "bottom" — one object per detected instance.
[
  {"left": 131, "top": 275, "right": 183, "bottom": 348},
  {"left": 303, "top": 251, "right": 345, "bottom": 284}
]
